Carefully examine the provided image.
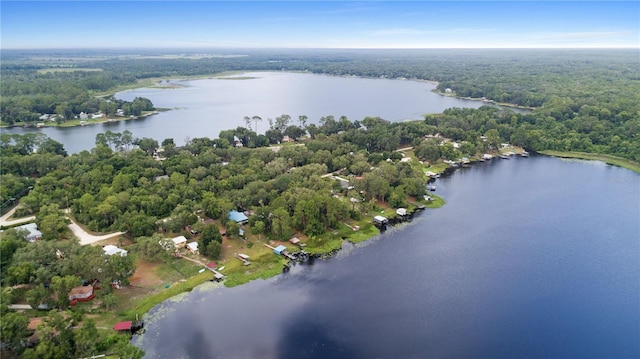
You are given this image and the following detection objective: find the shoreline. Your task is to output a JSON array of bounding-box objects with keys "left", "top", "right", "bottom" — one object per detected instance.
[
  {"left": 119, "top": 188, "right": 447, "bottom": 323},
  {"left": 0, "top": 110, "right": 167, "bottom": 130},
  {"left": 431, "top": 89, "right": 536, "bottom": 111},
  {"left": 1, "top": 71, "right": 530, "bottom": 130},
  {"left": 540, "top": 150, "right": 640, "bottom": 174}
]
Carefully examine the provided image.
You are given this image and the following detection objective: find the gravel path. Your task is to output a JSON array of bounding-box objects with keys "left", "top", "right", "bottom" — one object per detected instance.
[{"left": 68, "top": 217, "right": 124, "bottom": 245}]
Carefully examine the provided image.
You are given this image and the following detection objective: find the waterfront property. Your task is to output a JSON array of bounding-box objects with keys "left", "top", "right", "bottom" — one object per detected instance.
[{"left": 373, "top": 215, "right": 389, "bottom": 230}]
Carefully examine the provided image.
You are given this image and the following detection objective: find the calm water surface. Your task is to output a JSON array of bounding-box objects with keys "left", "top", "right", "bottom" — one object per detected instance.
[
  {"left": 133, "top": 156, "right": 640, "bottom": 359},
  {"left": 2, "top": 72, "right": 519, "bottom": 153}
]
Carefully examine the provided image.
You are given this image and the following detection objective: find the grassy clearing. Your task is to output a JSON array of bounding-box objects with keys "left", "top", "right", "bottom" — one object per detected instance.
[
  {"left": 123, "top": 270, "right": 212, "bottom": 318},
  {"left": 540, "top": 151, "right": 640, "bottom": 174},
  {"left": 342, "top": 223, "right": 380, "bottom": 244},
  {"left": 423, "top": 162, "right": 450, "bottom": 174},
  {"left": 423, "top": 194, "right": 446, "bottom": 208},
  {"left": 223, "top": 251, "right": 284, "bottom": 287}
]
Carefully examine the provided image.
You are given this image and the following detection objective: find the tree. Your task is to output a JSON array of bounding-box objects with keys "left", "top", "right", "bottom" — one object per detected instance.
[
  {"left": 0, "top": 311, "right": 30, "bottom": 354},
  {"left": 37, "top": 138, "right": 67, "bottom": 156},
  {"left": 36, "top": 203, "right": 69, "bottom": 241},
  {"left": 251, "top": 220, "right": 265, "bottom": 241},
  {"left": 101, "top": 293, "right": 118, "bottom": 310},
  {"left": 252, "top": 116, "right": 262, "bottom": 133},
  {"left": 135, "top": 137, "right": 159, "bottom": 155},
  {"left": 50, "top": 275, "right": 81, "bottom": 309},
  {"left": 298, "top": 115, "right": 308, "bottom": 129},
  {"left": 204, "top": 240, "right": 222, "bottom": 258},
  {"left": 200, "top": 224, "right": 223, "bottom": 254},
  {"left": 134, "top": 234, "right": 171, "bottom": 261},
  {"left": 73, "top": 319, "right": 98, "bottom": 357}
]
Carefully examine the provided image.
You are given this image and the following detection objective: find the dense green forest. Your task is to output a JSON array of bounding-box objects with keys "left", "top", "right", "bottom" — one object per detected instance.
[{"left": 2, "top": 49, "right": 639, "bottom": 161}]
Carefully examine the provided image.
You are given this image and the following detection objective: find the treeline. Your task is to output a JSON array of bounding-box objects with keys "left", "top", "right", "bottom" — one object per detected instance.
[{"left": 3, "top": 49, "right": 638, "bottom": 126}]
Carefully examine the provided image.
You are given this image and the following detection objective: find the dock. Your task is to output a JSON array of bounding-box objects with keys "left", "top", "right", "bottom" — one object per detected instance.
[{"left": 264, "top": 244, "right": 297, "bottom": 261}]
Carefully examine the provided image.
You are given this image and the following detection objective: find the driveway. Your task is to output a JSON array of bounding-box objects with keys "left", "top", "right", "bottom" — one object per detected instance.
[
  {"left": 0, "top": 206, "right": 36, "bottom": 227},
  {"left": 67, "top": 217, "right": 125, "bottom": 245}
]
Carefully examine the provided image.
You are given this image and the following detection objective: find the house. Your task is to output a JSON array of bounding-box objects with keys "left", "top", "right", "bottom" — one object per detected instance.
[
  {"left": 373, "top": 215, "right": 389, "bottom": 230},
  {"left": 228, "top": 210, "right": 248, "bottom": 224},
  {"left": 186, "top": 242, "right": 199, "bottom": 254},
  {"left": 273, "top": 245, "right": 287, "bottom": 255},
  {"left": 171, "top": 236, "right": 187, "bottom": 248},
  {"left": 14, "top": 223, "right": 42, "bottom": 242},
  {"left": 396, "top": 208, "right": 408, "bottom": 217},
  {"left": 68, "top": 285, "right": 95, "bottom": 306},
  {"left": 281, "top": 135, "right": 293, "bottom": 143},
  {"left": 445, "top": 88, "right": 453, "bottom": 93},
  {"left": 103, "top": 245, "right": 127, "bottom": 256},
  {"left": 233, "top": 136, "right": 243, "bottom": 148}
]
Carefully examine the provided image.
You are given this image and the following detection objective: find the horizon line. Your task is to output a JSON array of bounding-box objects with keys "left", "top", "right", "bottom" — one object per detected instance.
[{"left": 2, "top": 46, "right": 639, "bottom": 51}]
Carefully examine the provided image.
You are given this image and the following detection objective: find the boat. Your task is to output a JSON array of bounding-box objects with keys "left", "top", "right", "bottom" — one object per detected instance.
[
  {"left": 520, "top": 151, "right": 530, "bottom": 157},
  {"left": 218, "top": 266, "right": 225, "bottom": 271}
]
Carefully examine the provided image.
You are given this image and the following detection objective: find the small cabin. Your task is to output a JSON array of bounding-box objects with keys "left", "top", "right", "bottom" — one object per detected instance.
[
  {"left": 186, "top": 242, "right": 199, "bottom": 254},
  {"left": 273, "top": 245, "right": 287, "bottom": 255},
  {"left": 396, "top": 208, "right": 408, "bottom": 217},
  {"left": 373, "top": 215, "right": 388, "bottom": 224},
  {"left": 171, "top": 236, "right": 187, "bottom": 248}
]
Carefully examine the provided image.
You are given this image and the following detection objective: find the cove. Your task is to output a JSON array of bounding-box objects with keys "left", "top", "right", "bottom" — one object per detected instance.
[
  {"left": 1, "top": 72, "right": 523, "bottom": 154},
  {"left": 133, "top": 156, "right": 640, "bottom": 358}
]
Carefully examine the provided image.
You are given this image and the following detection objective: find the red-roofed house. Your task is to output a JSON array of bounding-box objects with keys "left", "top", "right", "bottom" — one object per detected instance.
[
  {"left": 68, "top": 285, "right": 95, "bottom": 306},
  {"left": 113, "top": 321, "right": 132, "bottom": 332}
]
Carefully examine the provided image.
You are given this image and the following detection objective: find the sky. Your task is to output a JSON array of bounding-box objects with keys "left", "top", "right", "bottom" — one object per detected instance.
[{"left": 1, "top": 1, "right": 639, "bottom": 49}]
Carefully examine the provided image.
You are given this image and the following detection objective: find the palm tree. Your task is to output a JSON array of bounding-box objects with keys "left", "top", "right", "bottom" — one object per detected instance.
[{"left": 252, "top": 116, "right": 262, "bottom": 133}]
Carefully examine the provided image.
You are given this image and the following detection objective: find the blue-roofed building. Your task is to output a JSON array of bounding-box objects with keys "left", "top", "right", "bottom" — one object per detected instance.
[
  {"left": 228, "top": 210, "right": 248, "bottom": 224},
  {"left": 274, "top": 245, "right": 287, "bottom": 255}
]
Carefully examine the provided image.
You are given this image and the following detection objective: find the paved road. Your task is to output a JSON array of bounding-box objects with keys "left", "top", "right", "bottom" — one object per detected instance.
[{"left": 0, "top": 206, "right": 36, "bottom": 227}]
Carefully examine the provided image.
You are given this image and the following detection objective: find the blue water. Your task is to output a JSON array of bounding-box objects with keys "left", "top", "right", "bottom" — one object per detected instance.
[
  {"left": 1, "top": 72, "right": 523, "bottom": 154},
  {"left": 134, "top": 156, "right": 640, "bottom": 358}
]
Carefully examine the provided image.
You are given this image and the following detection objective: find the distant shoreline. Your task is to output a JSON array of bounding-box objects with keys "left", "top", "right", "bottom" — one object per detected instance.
[{"left": 540, "top": 150, "right": 640, "bottom": 174}]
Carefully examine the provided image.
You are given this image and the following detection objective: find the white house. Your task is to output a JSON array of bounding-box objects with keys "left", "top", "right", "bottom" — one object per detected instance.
[
  {"left": 186, "top": 242, "right": 199, "bottom": 254},
  {"left": 14, "top": 223, "right": 42, "bottom": 242},
  {"left": 103, "top": 245, "right": 128, "bottom": 256},
  {"left": 171, "top": 235, "right": 188, "bottom": 248}
]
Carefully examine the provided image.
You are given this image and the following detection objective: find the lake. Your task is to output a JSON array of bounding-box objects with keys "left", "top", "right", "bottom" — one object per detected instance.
[
  {"left": 133, "top": 156, "right": 640, "bottom": 359},
  {"left": 1, "top": 72, "right": 521, "bottom": 154}
]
